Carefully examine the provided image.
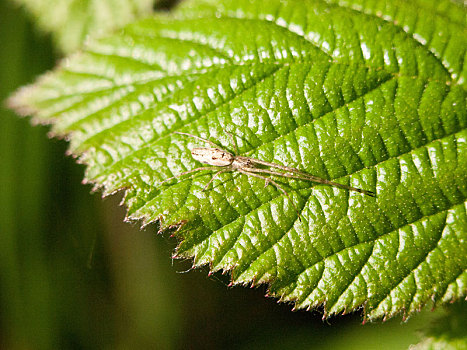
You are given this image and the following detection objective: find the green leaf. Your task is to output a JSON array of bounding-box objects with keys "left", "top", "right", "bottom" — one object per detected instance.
[
  {"left": 13, "top": 0, "right": 156, "bottom": 53},
  {"left": 9, "top": 0, "right": 467, "bottom": 321}
]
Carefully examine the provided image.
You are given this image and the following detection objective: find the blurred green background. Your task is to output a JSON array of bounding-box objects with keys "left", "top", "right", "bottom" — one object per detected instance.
[{"left": 0, "top": 1, "right": 446, "bottom": 349}]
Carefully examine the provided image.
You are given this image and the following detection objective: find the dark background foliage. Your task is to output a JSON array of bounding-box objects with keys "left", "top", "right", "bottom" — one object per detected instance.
[{"left": 0, "top": 0, "right": 454, "bottom": 348}]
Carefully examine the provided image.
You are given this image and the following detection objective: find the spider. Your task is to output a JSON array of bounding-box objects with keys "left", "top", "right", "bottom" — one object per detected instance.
[{"left": 159, "top": 131, "right": 375, "bottom": 219}]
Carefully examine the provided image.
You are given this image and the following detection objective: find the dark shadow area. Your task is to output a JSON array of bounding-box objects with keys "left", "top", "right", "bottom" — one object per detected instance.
[{"left": 155, "top": 0, "right": 182, "bottom": 11}]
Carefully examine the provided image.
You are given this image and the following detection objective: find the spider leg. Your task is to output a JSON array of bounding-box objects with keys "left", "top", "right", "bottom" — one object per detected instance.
[
  {"left": 245, "top": 164, "right": 375, "bottom": 197},
  {"left": 248, "top": 158, "right": 333, "bottom": 184},
  {"left": 158, "top": 166, "right": 221, "bottom": 186},
  {"left": 242, "top": 167, "right": 317, "bottom": 181},
  {"left": 202, "top": 169, "right": 230, "bottom": 191},
  {"left": 174, "top": 131, "right": 221, "bottom": 149},
  {"left": 238, "top": 169, "right": 302, "bottom": 221},
  {"left": 225, "top": 131, "right": 238, "bottom": 155},
  {"left": 249, "top": 157, "right": 319, "bottom": 176}
]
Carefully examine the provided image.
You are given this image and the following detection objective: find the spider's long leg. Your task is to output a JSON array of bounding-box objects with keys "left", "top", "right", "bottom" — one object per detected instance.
[
  {"left": 174, "top": 131, "right": 221, "bottom": 149},
  {"left": 158, "top": 166, "right": 221, "bottom": 186},
  {"left": 247, "top": 158, "right": 349, "bottom": 187},
  {"left": 248, "top": 157, "right": 317, "bottom": 176},
  {"left": 225, "top": 131, "right": 238, "bottom": 155},
  {"left": 244, "top": 167, "right": 375, "bottom": 197},
  {"left": 202, "top": 169, "right": 230, "bottom": 191},
  {"left": 239, "top": 169, "right": 302, "bottom": 221}
]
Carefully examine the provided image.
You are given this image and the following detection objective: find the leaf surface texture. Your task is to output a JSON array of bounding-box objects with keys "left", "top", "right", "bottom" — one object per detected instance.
[{"left": 10, "top": 0, "right": 467, "bottom": 320}]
